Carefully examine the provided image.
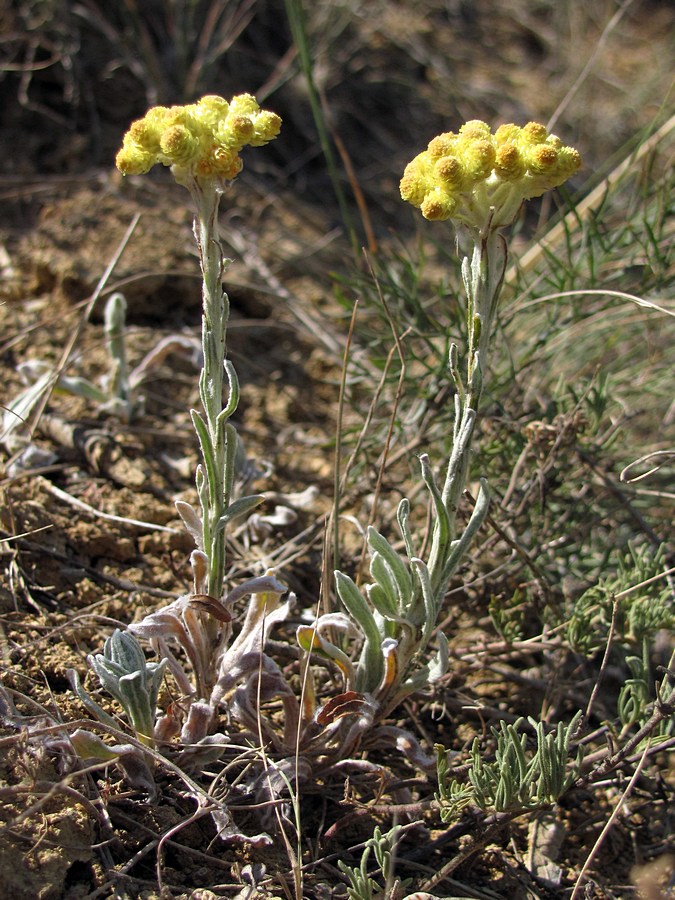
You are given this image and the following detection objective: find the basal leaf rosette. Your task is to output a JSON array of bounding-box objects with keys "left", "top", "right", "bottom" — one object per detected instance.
[
  {"left": 116, "top": 94, "right": 281, "bottom": 189},
  {"left": 400, "top": 120, "right": 581, "bottom": 232}
]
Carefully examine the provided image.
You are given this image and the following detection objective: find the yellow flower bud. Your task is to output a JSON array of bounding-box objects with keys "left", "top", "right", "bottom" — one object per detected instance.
[
  {"left": 228, "top": 93, "right": 260, "bottom": 117},
  {"left": 521, "top": 121, "right": 548, "bottom": 145},
  {"left": 145, "top": 106, "right": 171, "bottom": 126},
  {"left": 555, "top": 146, "right": 582, "bottom": 180},
  {"left": 115, "top": 143, "right": 155, "bottom": 175},
  {"left": 421, "top": 187, "right": 456, "bottom": 221},
  {"left": 229, "top": 114, "right": 256, "bottom": 144},
  {"left": 494, "top": 123, "right": 520, "bottom": 145},
  {"left": 527, "top": 144, "right": 558, "bottom": 174},
  {"left": 195, "top": 147, "right": 243, "bottom": 181},
  {"left": 116, "top": 93, "right": 281, "bottom": 185},
  {"left": 458, "top": 120, "right": 491, "bottom": 141},
  {"left": 427, "top": 133, "right": 456, "bottom": 159},
  {"left": 494, "top": 143, "right": 526, "bottom": 181},
  {"left": 251, "top": 110, "right": 283, "bottom": 146},
  {"left": 401, "top": 118, "right": 580, "bottom": 231},
  {"left": 214, "top": 150, "right": 244, "bottom": 180},
  {"left": 461, "top": 138, "right": 496, "bottom": 181},
  {"left": 160, "top": 124, "right": 201, "bottom": 165},
  {"left": 434, "top": 155, "right": 465, "bottom": 188},
  {"left": 128, "top": 118, "right": 162, "bottom": 153},
  {"left": 400, "top": 166, "right": 428, "bottom": 207},
  {"left": 195, "top": 94, "right": 230, "bottom": 128}
]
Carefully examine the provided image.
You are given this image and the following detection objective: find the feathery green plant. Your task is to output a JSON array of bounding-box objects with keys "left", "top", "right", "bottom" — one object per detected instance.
[
  {"left": 436, "top": 713, "right": 584, "bottom": 820},
  {"left": 338, "top": 825, "right": 410, "bottom": 900}
]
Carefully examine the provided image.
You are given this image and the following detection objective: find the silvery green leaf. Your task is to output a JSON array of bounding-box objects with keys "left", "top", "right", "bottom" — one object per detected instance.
[
  {"left": 117, "top": 671, "right": 155, "bottom": 742},
  {"left": 67, "top": 669, "right": 118, "bottom": 730},
  {"left": 419, "top": 454, "right": 452, "bottom": 576},
  {"left": 88, "top": 655, "right": 126, "bottom": 704},
  {"left": 367, "top": 527, "right": 412, "bottom": 602},
  {"left": 507, "top": 722, "right": 529, "bottom": 782},
  {"left": 369, "top": 552, "right": 400, "bottom": 612},
  {"left": 441, "top": 406, "right": 476, "bottom": 516},
  {"left": 218, "top": 358, "right": 239, "bottom": 421},
  {"left": 411, "top": 557, "right": 435, "bottom": 637},
  {"left": 175, "top": 500, "right": 203, "bottom": 545},
  {"left": 105, "top": 629, "right": 147, "bottom": 675},
  {"left": 69, "top": 729, "right": 130, "bottom": 761},
  {"left": 216, "top": 493, "right": 265, "bottom": 531},
  {"left": 222, "top": 421, "right": 238, "bottom": 499},
  {"left": 396, "top": 497, "right": 416, "bottom": 561},
  {"left": 58, "top": 374, "right": 108, "bottom": 402},
  {"left": 428, "top": 630, "right": 449, "bottom": 682},
  {"left": 365, "top": 582, "right": 398, "bottom": 619},
  {"left": 190, "top": 409, "right": 217, "bottom": 492},
  {"left": 440, "top": 476, "right": 490, "bottom": 585},
  {"left": 195, "top": 464, "right": 209, "bottom": 511},
  {"left": 335, "top": 570, "right": 383, "bottom": 693},
  {"left": 3, "top": 370, "right": 52, "bottom": 442}
]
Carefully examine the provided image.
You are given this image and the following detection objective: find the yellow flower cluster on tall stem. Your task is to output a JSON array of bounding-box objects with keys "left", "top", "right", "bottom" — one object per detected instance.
[
  {"left": 323, "top": 121, "right": 582, "bottom": 723},
  {"left": 400, "top": 119, "right": 580, "bottom": 231},
  {"left": 116, "top": 93, "right": 281, "bottom": 187},
  {"left": 116, "top": 95, "right": 281, "bottom": 692},
  {"left": 401, "top": 118, "right": 581, "bottom": 400}
]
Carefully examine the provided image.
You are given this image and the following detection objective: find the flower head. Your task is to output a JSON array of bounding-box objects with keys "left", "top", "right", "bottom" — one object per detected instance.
[
  {"left": 116, "top": 94, "right": 281, "bottom": 188},
  {"left": 400, "top": 120, "right": 581, "bottom": 231}
]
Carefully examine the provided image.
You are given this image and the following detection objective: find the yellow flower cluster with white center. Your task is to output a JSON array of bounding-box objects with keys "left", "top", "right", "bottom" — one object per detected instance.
[
  {"left": 116, "top": 94, "right": 281, "bottom": 185},
  {"left": 400, "top": 120, "right": 581, "bottom": 229}
]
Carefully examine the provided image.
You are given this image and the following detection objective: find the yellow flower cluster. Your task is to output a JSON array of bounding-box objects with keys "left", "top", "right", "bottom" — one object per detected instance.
[
  {"left": 116, "top": 94, "right": 281, "bottom": 185},
  {"left": 400, "top": 120, "right": 581, "bottom": 228}
]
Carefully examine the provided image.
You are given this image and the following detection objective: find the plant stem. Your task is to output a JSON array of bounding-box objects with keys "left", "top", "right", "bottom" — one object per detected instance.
[
  {"left": 442, "top": 229, "right": 506, "bottom": 534},
  {"left": 191, "top": 182, "right": 237, "bottom": 603}
]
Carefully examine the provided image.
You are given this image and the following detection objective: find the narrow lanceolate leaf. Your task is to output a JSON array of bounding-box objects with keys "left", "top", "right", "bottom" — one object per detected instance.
[
  {"left": 334, "top": 571, "right": 379, "bottom": 639},
  {"left": 69, "top": 729, "right": 129, "bottom": 761},
  {"left": 117, "top": 671, "right": 155, "bottom": 746},
  {"left": 428, "top": 630, "right": 449, "bottom": 682},
  {"left": 175, "top": 500, "right": 203, "bottom": 546},
  {"left": 296, "top": 626, "right": 354, "bottom": 682},
  {"left": 190, "top": 409, "right": 217, "bottom": 496},
  {"left": 334, "top": 570, "right": 383, "bottom": 692},
  {"left": 223, "top": 421, "right": 238, "bottom": 502},
  {"left": 105, "top": 630, "right": 147, "bottom": 675},
  {"left": 369, "top": 552, "right": 401, "bottom": 613},
  {"left": 218, "top": 358, "right": 240, "bottom": 422},
  {"left": 3, "top": 369, "right": 53, "bottom": 440},
  {"left": 216, "top": 493, "right": 265, "bottom": 532},
  {"left": 365, "top": 581, "right": 398, "bottom": 619},
  {"left": 506, "top": 722, "right": 529, "bottom": 783},
  {"left": 396, "top": 498, "right": 416, "bottom": 562},
  {"left": 57, "top": 374, "right": 107, "bottom": 402},
  {"left": 411, "top": 557, "right": 435, "bottom": 638},
  {"left": 367, "top": 527, "right": 413, "bottom": 606},
  {"left": 419, "top": 454, "right": 452, "bottom": 580},
  {"left": 440, "top": 476, "right": 490, "bottom": 586},
  {"left": 67, "top": 669, "right": 118, "bottom": 730}
]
